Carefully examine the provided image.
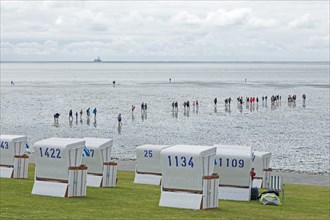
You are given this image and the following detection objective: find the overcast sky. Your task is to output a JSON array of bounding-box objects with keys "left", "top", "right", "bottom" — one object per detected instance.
[{"left": 1, "top": 1, "right": 329, "bottom": 61}]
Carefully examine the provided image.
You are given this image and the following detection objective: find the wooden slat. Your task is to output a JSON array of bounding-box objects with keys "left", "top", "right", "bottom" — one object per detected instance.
[
  {"left": 203, "top": 174, "right": 219, "bottom": 180},
  {"left": 36, "top": 177, "right": 68, "bottom": 183},
  {"left": 88, "top": 173, "right": 103, "bottom": 176},
  {"left": 14, "top": 155, "right": 29, "bottom": 159},
  {"left": 263, "top": 168, "right": 273, "bottom": 172},
  {"left": 219, "top": 184, "right": 250, "bottom": 189},
  {"left": 0, "top": 165, "right": 14, "bottom": 168},
  {"left": 136, "top": 171, "right": 161, "bottom": 176},
  {"left": 68, "top": 165, "right": 88, "bottom": 170},
  {"left": 163, "top": 187, "right": 203, "bottom": 194},
  {"left": 103, "top": 162, "right": 117, "bottom": 166}
]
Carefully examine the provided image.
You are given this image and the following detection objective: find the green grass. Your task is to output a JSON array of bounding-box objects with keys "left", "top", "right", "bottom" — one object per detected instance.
[{"left": 0, "top": 165, "right": 329, "bottom": 219}]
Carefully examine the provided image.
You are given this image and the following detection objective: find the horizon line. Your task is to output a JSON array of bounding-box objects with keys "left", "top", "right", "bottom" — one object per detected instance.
[{"left": 1, "top": 60, "right": 329, "bottom": 63}]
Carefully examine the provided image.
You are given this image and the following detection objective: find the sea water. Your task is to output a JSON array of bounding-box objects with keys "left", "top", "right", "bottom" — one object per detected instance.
[{"left": 1, "top": 62, "right": 329, "bottom": 174}]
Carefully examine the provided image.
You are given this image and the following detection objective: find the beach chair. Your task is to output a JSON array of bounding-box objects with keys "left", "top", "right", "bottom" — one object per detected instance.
[{"left": 268, "top": 175, "right": 284, "bottom": 203}]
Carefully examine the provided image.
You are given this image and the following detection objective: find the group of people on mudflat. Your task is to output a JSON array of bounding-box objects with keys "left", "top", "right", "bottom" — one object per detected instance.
[
  {"left": 68, "top": 108, "right": 97, "bottom": 121},
  {"left": 181, "top": 100, "right": 199, "bottom": 112},
  {"left": 235, "top": 95, "right": 281, "bottom": 106},
  {"left": 131, "top": 102, "right": 148, "bottom": 114},
  {"left": 170, "top": 100, "right": 200, "bottom": 113},
  {"left": 53, "top": 94, "right": 307, "bottom": 127},
  {"left": 53, "top": 107, "right": 97, "bottom": 124},
  {"left": 232, "top": 94, "right": 306, "bottom": 107}
]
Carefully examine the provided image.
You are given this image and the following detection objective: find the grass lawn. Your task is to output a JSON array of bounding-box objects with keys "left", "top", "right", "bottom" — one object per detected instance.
[{"left": 0, "top": 165, "right": 329, "bottom": 219}]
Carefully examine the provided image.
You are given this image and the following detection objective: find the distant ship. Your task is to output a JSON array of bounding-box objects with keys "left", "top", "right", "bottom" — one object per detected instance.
[{"left": 94, "top": 57, "right": 102, "bottom": 62}]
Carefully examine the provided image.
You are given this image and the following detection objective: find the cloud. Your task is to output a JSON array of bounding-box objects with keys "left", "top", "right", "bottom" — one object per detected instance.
[
  {"left": 1, "top": 42, "right": 14, "bottom": 55},
  {"left": 305, "top": 35, "right": 330, "bottom": 49},
  {"left": 205, "top": 8, "right": 251, "bottom": 26},
  {"left": 1, "top": 41, "right": 59, "bottom": 55},
  {"left": 247, "top": 17, "right": 277, "bottom": 29},
  {"left": 54, "top": 9, "right": 109, "bottom": 32},
  {"left": 171, "top": 11, "right": 202, "bottom": 25},
  {"left": 289, "top": 13, "right": 317, "bottom": 29},
  {"left": 171, "top": 8, "right": 278, "bottom": 29},
  {"left": 1, "top": 2, "right": 329, "bottom": 61}
]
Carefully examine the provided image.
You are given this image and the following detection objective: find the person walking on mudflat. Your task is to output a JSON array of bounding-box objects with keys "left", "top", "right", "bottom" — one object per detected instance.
[
  {"left": 69, "top": 109, "right": 73, "bottom": 121},
  {"left": 54, "top": 113, "right": 60, "bottom": 124},
  {"left": 118, "top": 113, "right": 122, "bottom": 127},
  {"left": 93, "top": 107, "right": 97, "bottom": 119}
]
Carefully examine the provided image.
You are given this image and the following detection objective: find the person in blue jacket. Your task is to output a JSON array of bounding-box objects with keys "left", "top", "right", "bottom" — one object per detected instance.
[{"left": 93, "top": 108, "right": 97, "bottom": 119}]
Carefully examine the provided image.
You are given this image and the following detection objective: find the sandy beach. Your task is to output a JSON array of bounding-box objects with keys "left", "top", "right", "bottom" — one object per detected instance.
[{"left": 2, "top": 62, "right": 329, "bottom": 175}]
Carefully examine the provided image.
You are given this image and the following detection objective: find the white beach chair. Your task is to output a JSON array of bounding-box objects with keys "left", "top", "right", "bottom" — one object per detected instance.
[{"left": 268, "top": 175, "right": 284, "bottom": 202}]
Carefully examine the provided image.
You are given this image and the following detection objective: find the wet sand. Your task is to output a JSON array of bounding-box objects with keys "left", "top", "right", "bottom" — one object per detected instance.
[{"left": 2, "top": 62, "right": 329, "bottom": 174}]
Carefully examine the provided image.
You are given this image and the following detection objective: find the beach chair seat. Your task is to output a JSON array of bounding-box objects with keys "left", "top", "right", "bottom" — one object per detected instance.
[{"left": 268, "top": 175, "right": 284, "bottom": 202}]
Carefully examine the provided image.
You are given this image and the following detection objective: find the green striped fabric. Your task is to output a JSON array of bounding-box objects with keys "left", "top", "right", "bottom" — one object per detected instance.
[{"left": 269, "top": 176, "right": 282, "bottom": 192}]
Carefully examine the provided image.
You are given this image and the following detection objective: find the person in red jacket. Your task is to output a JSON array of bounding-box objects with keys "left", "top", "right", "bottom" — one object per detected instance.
[{"left": 250, "top": 168, "right": 256, "bottom": 180}]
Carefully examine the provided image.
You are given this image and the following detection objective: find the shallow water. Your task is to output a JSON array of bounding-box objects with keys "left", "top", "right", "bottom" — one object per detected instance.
[{"left": 1, "top": 62, "right": 329, "bottom": 174}]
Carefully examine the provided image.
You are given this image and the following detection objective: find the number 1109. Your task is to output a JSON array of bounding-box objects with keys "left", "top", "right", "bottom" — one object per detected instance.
[{"left": 215, "top": 158, "right": 244, "bottom": 168}]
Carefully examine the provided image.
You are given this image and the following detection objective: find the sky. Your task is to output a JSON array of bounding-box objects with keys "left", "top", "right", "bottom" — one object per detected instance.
[{"left": 1, "top": 1, "right": 329, "bottom": 61}]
